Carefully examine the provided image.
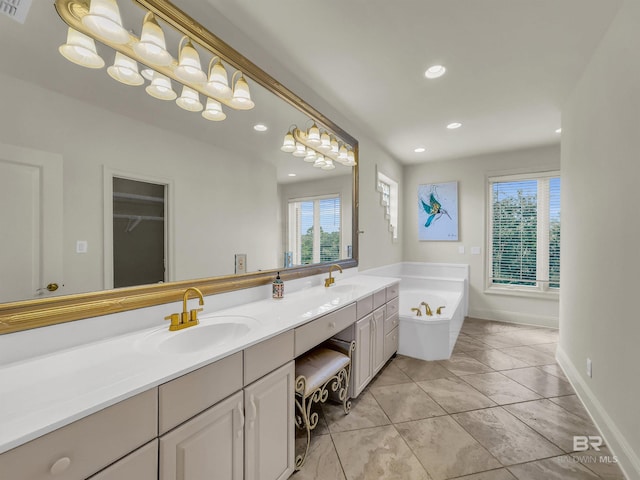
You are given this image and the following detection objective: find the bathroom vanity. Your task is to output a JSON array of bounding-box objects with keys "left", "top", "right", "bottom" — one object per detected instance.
[{"left": 0, "top": 274, "right": 399, "bottom": 480}]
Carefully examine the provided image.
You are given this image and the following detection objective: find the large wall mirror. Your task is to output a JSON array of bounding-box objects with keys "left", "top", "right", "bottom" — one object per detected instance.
[{"left": 0, "top": 0, "right": 358, "bottom": 334}]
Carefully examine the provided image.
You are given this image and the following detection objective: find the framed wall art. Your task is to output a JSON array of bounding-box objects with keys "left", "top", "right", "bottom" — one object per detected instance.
[{"left": 418, "top": 181, "right": 459, "bottom": 241}]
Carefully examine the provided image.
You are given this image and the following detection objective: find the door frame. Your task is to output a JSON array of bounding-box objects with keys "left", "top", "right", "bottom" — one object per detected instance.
[{"left": 103, "top": 167, "right": 174, "bottom": 289}]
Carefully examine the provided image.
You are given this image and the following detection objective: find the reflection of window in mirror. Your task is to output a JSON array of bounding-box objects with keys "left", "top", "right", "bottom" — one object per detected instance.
[
  {"left": 112, "top": 177, "right": 167, "bottom": 288},
  {"left": 376, "top": 168, "right": 399, "bottom": 241},
  {"left": 287, "top": 195, "right": 341, "bottom": 265}
]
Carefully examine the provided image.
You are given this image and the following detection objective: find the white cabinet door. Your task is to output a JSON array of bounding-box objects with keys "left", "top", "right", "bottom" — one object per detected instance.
[
  {"left": 372, "top": 306, "right": 386, "bottom": 375},
  {"left": 160, "top": 390, "right": 244, "bottom": 480},
  {"left": 352, "top": 314, "right": 373, "bottom": 398},
  {"left": 244, "top": 361, "right": 295, "bottom": 480}
]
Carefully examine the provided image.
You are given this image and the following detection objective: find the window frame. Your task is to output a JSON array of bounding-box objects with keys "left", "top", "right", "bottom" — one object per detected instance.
[{"left": 485, "top": 170, "right": 560, "bottom": 298}]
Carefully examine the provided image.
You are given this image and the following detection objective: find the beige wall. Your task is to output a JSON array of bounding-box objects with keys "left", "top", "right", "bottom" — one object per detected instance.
[
  {"left": 403, "top": 145, "right": 561, "bottom": 327},
  {"left": 559, "top": 0, "right": 640, "bottom": 477}
]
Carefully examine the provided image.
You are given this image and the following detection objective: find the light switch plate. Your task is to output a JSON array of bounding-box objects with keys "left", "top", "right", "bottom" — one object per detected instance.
[
  {"left": 458, "top": 246, "right": 465, "bottom": 254},
  {"left": 76, "top": 240, "right": 88, "bottom": 254},
  {"left": 235, "top": 254, "right": 247, "bottom": 274}
]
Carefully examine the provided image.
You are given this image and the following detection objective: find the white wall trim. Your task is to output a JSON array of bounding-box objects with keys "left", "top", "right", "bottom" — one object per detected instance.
[
  {"left": 556, "top": 346, "right": 640, "bottom": 480},
  {"left": 468, "top": 308, "right": 558, "bottom": 328}
]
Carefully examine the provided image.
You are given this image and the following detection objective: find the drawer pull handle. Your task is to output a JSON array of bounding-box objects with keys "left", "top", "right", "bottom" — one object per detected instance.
[
  {"left": 249, "top": 396, "right": 257, "bottom": 430},
  {"left": 50, "top": 457, "right": 71, "bottom": 475},
  {"left": 237, "top": 402, "right": 245, "bottom": 438}
]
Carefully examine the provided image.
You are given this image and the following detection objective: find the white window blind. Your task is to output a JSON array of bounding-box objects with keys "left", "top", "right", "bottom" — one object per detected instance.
[{"left": 489, "top": 173, "right": 560, "bottom": 291}]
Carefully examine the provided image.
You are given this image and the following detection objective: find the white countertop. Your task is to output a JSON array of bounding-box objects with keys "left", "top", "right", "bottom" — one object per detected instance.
[{"left": 0, "top": 274, "right": 398, "bottom": 454}]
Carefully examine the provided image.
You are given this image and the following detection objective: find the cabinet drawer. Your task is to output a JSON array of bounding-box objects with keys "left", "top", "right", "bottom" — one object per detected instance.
[
  {"left": 356, "top": 295, "right": 373, "bottom": 319},
  {"left": 373, "top": 289, "right": 386, "bottom": 310},
  {"left": 294, "top": 303, "right": 356, "bottom": 357},
  {"left": 386, "top": 297, "right": 399, "bottom": 320},
  {"left": 244, "top": 330, "right": 294, "bottom": 386},
  {"left": 89, "top": 439, "right": 158, "bottom": 480},
  {"left": 386, "top": 283, "right": 399, "bottom": 301},
  {"left": 384, "top": 312, "right": 399, "bottom": 335},
  {"left": 384, "top": 327, "right": 399, "bottom": 361},
  {"left": 159, "top": 352, "right": 243, "bottom": 434},
  {"left": 0, "top": 389, "right": 157, "bottom": 480}
]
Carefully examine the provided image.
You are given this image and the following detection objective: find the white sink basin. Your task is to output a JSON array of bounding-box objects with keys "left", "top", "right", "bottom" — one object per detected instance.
[
  {"left": 325, "top": 284, "right": 357, "bottom": 294},
  {"left": 137, "top": 315, "right": 258, "bottom": 354}
]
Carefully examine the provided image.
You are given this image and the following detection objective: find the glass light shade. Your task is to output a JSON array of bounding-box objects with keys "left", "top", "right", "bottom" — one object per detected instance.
[
  {"left": 230, "top": 74, "right": 255, "bottom": 110},
  {"left": 107, "top": 53, "right": 144, "bottom": 86},
  {"left": 330, "top": 138, "right": 339, "bottom": 155},
  {"left": 337, "top": 145, "right": 349, "bottom": 163},
  {"left": 313, "top": 155, "right": 326, "bottom": 168},
  {"left": 134, "top": 13, "right": 172, "bottom": 67},
  {"left": 145, "top": 72, "right": 176, "bottom": 100},
  {"left": 304, "top": 148, "right": 317, "bottom": 163},
  {"left": 202, "top": 98, "right": 226, "bottom": 121},
  {"left": 281, "top": 132, "right": 295, "bottom": 152},
  {"left": 176, "top": 86, "right": 203, "bottom": 112},
  {"left": 205, "top": 59, "right": 231, "bottom": 99},
  {"left": 347, "top": 150, "right": 356, "bottom": 166},
  {"left": 174, "top": 37, "right": 207, "bottom": 83},
  {"left": 318, "top": 132, "right": 331, "bottom": 151},
  {"left": 292, "top": 143, "right": 306, "bottom": 158},
  {"left": 321, "top": 159, "right": 335, "bottom": 170},
  {"left": 307, "top": 124, "right": 320, "bottom": 145},
  {"left": 140, "top": 68, "right": 154, "bottom": 81},
  {"left": 82, "top": 0, "right": 129, "bottom": 45},
  {"left": 59, "top": 28, "right": 105, "bottom": 69}
]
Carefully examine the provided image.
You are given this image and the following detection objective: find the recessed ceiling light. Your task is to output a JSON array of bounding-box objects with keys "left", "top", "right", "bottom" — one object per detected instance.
[
  {"left": 555, "top": 128, "right": 562, "bottom": 134},
  {"left": 253, "top": 124, "right": 268, "bottom": 132},
  {"left": 447, "top": 122, "right": 462, "bottom": 129},
  {"left": 288, "top": 173, "right": 296, "bottom": 177},
  {"left": 424, "top": 65, "right": 446, "bottom": 79},
  {"left": 414, "top": 147, "right": 426, "bottom": 153}
]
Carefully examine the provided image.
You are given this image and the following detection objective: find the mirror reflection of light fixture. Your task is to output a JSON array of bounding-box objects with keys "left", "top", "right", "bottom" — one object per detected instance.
[
  {"left": 58, "top": 28, "right": 105, "bottom": 69},
  {"left": 280, "top": 123, "right": 356, "bottom": 171},
  {"left": 55, "top": 0, "right": 255, "bottom": 124},
  {"left": 107, "top": 52, "right": 144, "bottom": 86}
]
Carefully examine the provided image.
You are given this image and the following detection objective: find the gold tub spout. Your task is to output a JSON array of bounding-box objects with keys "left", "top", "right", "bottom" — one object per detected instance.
[
  {"left": 420, "top": 302, "right": 432, "bottom": 316},
  {"left": 411, "top": 307, "right": 422, "bottom": 317}
]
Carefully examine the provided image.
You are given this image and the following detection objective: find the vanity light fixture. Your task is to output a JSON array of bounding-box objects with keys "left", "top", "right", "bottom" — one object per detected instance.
[
  {"left": 446, "top": 122, "right": 462, "bottom": 129},
  {"left": 55, "top": 0, "right": 255, "bottom": 124},
  {"left": 425, "top": 65, "right": 446, "bottom": 79},
  {"left": 280, "top": 123, "right": 356, "bottom": 170}
]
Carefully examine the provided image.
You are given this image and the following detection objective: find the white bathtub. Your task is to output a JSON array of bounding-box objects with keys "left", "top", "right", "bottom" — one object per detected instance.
[{"left": 363, "top": 263, "right": 469, "bottom": 361}]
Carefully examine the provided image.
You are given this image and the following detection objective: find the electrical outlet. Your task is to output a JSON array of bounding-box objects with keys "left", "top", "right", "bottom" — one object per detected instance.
[
  {"left": 458, "top": 246, "right": 465, "bottom": 254},
  {"left": 76, "top": 240, "right": 88, "bottom": 254},
  {"left": 586, "top": 358, "right": 592, "bottom": 378}
]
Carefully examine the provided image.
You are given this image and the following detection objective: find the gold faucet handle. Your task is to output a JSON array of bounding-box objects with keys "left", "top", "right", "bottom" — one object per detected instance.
[
  {"left": 189, "top": 307, "right": 203, "bottom": 322},
  {"left": 164, "top": 313, "right": 180, "bottom": 328},
  {"left": 436, "top": 306, "right": 446, "bottom": 315},
  {"left": 411, "top": 307, "right": 422, "bottom": 316}
]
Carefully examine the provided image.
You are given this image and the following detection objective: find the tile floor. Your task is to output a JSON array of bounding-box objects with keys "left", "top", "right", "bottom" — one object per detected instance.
[{"left": 293, "top": 318, "right": 626, "bottom": 480}]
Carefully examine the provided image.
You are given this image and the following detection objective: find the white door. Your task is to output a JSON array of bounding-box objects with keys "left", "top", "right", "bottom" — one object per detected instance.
[
  {"left": 0, "top": 143, "right": 63, "bottom": 302},
  {"left": 352, "top": 314, "right": 373, "bottom": 398},
  {"left": 372, "top": 306, "right": 386, "bottom": 375}
]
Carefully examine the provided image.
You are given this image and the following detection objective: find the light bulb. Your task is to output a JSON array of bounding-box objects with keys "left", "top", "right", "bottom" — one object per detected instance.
[
  {"left": 202, "top": 98, "right": 226, "bottom": 121},
  {"left": 304, "top": 148, "right": 317, "bottom": 163},
  {"left": 205, "top": 59, "right": 231, "bottom": 99},
  {"left": 292, "top": 142, "right": 306, "bottom": 158},
  {"left": 134, "top": 12, "right": 172, "bottom": 67},
  {"left": 307, "top": 124, "right": 320, "bottom": 145},
  {"left": 58, "top": 28, "right": 105, "bottom": 69},
  {"left": 230, "top": 74, "right": 254, "bottom": 110},
  {"left": 318, "top": 132, "right": 331, "bottom": 151},
  {"left": 82, "top": 0, "right": 129, "bottom": 44},
  {"left": 175, "top": 37, "right": 207, "bottom": 84},
  {"left": 107, "top": 52, "right": 144, "bottom": 86},
  {"left": 281, "top": 132, "right": 295, "bottom": 152},
  {"left": 176, "top": 86, "right": 203, "bottom": 112},
  {"left": 145, "top": 72, "right": 176, "bottom": 100}
]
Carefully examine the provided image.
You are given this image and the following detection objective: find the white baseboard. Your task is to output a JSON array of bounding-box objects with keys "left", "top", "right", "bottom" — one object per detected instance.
[
  {"left": 556, "top": 346, "right": 640, "bottom": 480},
  {"left": 468, "top": 308, "right": 558, "bottom": 328}
]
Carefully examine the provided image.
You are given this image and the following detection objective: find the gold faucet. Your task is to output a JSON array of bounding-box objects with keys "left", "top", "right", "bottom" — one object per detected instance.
[
  {"left": 324, "top": 264, "right": 343, "bottom": 287},
  {"left": 411, "top": 307, "right": 422, "bottom": 316},
  {"left": 436, "top": 306, "right": 446, "bottom": 315},
  {"left": 165, "top": 287, "right": 205, "bottom": 331},
  {"left": 420, "top": 302, "right": 432, "bottom": 316}
]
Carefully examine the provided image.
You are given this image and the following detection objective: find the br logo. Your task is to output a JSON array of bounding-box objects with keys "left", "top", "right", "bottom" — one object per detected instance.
[{"left": 573, "top": 435, "right": 603, "bottom": 451}]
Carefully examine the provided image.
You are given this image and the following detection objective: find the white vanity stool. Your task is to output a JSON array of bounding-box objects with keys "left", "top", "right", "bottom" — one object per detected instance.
[{"left": 294, "top": 339, "right": 355, "bottom": 469}]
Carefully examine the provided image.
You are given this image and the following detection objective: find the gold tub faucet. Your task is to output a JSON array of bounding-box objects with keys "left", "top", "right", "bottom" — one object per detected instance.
[
  {"left": 165, "top": 287, "right": 205, "bottom": 331},
  {"left": 411, "top": 307, "right": 422, "bottom": 316},
  {"left": 420, "top": 302, "right": 432, "bottom": 316},
  {"left": 324, "top": 264, "right": 343, "bottom": 287},
  {"left": 436, "top": 306, "right": 446, "bottom": 315}
]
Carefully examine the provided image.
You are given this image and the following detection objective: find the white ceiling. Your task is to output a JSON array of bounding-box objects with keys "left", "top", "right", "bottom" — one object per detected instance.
[{"left": 204, "top": 0, "right": 623, "bottom": 164}]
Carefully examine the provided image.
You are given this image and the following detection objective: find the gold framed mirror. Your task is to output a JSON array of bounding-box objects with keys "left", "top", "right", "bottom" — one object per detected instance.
[{"left": 0, "top": 0, "right": 358, "bottom": 335}]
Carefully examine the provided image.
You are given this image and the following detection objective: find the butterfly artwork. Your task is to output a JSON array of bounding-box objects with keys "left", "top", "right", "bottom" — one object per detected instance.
[{"left": 418, "top": 182, "right": 459, "bottom": 241}]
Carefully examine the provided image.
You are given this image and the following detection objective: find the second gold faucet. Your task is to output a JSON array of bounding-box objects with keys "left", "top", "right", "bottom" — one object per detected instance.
[
  {"left": 324, "top": 264, "right": 343, "bottom": 287},
  {"left": 165, "top": 287, "right": 205, "bottom": 331}
]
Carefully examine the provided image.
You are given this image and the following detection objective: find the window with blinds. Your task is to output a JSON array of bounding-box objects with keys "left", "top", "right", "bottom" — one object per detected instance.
[
  {"left": 288, "top": 195, "right": 341, "bottom": 266},
  {"left": 489, "top": 172, "right": 560, "bottom": 291}
]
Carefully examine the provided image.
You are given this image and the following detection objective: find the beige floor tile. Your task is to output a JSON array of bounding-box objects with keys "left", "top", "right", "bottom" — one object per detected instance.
[
  {"left": 437, "top": 353, "right": 494, "bottom": 375},
  {"left": 450, "top": 469, "right": 517, "bottom": 480},
  {"left": 452, "top": 407, "right": 563, "bottom": 465},
  {"left": 295, "top": 433, "right": 345, "bottom": 480},
  {"left": 464, "top": 349, "right": 529, "bottom": 371},
  {"left": 417, "top": 377, "right": 496, "bottom": 413},
  {"left": 453, "top": 336, "right": 492, "bottom": 353},
  {"left": 393, "top": 355, "right": 457, "bottom": 382},
  {"left": 460, "top": 372, "right": 541, "bottom": 405},
  {"left": 396, "top": 416, "right": 501, "bottom": 480},
  {"left": 369, "top": 362, "right": 413, "bottom": 388},
  {"left": 571, "top": 445, "right": 627, "bottom": 479},
  {"left": 498, "top": 346, "right": 556, "bottom": 366},
  {"left": 501, "top": 367, "right": 574, "bottom": 397},
  {"left": 322, "top": 391, "right": 390, "bottom": 433},
  {"left": 473, "top": 333, "right": 529, "bottom": 349},
  {"left": 537, "top": 363, "right": 567, "bottom": 380},
  {"left": 503, "top": 399, "right": 600, "bottom": 452},
  {"left": 370, "top": 382, "right": 446, "bottom": 423},
  {"left": 548, "top": 395, "right": 592, "bottom": 422},
  {"left": 529, "top": 342, "right": 559, "bottom": 355},
  {"left": 332, "top": 425, "right": 432, "bottom": 480},
  {"left": 507, "top": 455, "right": 601, "bottom": 479}
]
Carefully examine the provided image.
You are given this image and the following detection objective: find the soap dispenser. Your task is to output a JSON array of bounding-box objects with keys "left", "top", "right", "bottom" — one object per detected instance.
[{"left": 272, "top": 271, "right": 284, "bottom": 299}]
